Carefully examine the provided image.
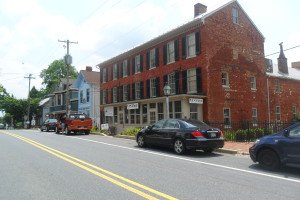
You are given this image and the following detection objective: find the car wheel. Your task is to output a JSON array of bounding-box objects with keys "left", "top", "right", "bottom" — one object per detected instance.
[
  {"left": 257, "top": 149, "right": 280, "bottom": 170},
  {"left": 85, "top": 130, "right": 90, "bottom": 135},
  {"left": 46, "top": 127, "right": 49, "bottom": 132},
  {"left": 203, "top": 148, "right": 214, "bottom": 154},
  {"left": 137, "top": 135, "right": 146, "bottom": 147},
  {"left": 174, "top": 139, "right": 185, "bottom": 154}
]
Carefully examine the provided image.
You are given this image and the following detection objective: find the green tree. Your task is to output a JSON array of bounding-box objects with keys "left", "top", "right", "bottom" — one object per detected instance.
[{"left": 40, "top": 59, "right": 78, "bottom": 94}]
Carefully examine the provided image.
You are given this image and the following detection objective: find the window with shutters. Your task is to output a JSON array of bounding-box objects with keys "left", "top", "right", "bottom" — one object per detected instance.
[
  {"left": 135, "top": 55, "right": 141, "bottom": 73},
  {"left": 187, "top": 68, "right": 197, "bottom": 93},
  {"left": 113, "top": 64, "right": 118, "bottom": 80},
  {"left": 167, "top": 41, "right": 175, "bottom": 64},
  {"left": 113, "top": 87, "right": 117, "bottom": 103},
  {"left": 150, "top": 78, "right": 156, "bottom": 97},
  {"left": 223, "top": 108, "right": 231, "bottom": 128},
  {"left": 149, "top": 49, "right": 156, "bottom": 69},
  {"left": 168, "top": 73, "right": 176, "bottom": 94},
  {"left": 102, "top": 68, "right": 107, "bottom": 83},
  {"left": 187, "top": 33, "right": 196, "bottom": 58},
  {"left": 135, "top": 82, "right": 140, "bottom": 100},
  {"left": 122, "top": 60, "right": 128, "bottom": 77},
  {"left": 123, "top": 85, "right": 128, "bottom": 101}
]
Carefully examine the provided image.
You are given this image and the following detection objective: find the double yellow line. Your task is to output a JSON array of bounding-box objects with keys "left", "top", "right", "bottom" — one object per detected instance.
[{"left": 2, "top": 131, "right": 178, "bottom": 200}]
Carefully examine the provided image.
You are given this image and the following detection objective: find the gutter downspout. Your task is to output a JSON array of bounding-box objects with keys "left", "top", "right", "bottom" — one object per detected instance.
[{"left": 267, "top": 78, "right": 271, "bottom": 127}]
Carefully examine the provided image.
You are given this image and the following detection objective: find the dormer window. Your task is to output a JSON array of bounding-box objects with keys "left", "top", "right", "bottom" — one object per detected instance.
[{"left": 232, "top": 7, "right": 239, "bottom": 24}]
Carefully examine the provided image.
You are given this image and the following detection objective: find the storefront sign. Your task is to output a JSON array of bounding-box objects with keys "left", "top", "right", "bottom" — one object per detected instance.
[
  {"left": 104, "top": 106, "right": 114, "bottom": 116},
  {"left": 127, "top": 103, "right": 139, "bottom": 110},
  {"left": 101, "top": 123, "right": 109, "bottom": 130},
  {"left": 189, "top": 98, "right": 203, "bottom": 104}
]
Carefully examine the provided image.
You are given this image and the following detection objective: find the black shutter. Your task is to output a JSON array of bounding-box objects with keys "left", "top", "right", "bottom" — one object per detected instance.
[
  {"left": 156, "top": 77, "right": 160, "bottom": 97},
  {"left": 105, "top": 90, "right": 108, "bottom": 103},
  {"left": 182, "top": 70, "right": 187, "bottom": 93},
  {"left": 155, "top": 48, "right": 159, "bottom": 67},
  {"left": 100, "top": 90, "right": 103, "bottom": 104},
  {"left": 119, "top": 63, "right": 123, "bottom": 78},
  {"left": 116, "top": 64, "right": 119, "bottom": 79},
  {"left": 196, "top": 68, "right": 202, "bottom": 94},
  {"left": 146, "top": 51, "right": 150, "bottom": 69},
  {"left": 111, "top": 66, "right": 113, "bottom": 81},
  {"left": 175, "top": 40, "right": 179, "bottom": 61},
  {"left": 175, "top": 72, "right": 179, "bottom": 94},
  {"left": 110, "top": 89, "right": 113, "bottom": 103},
  {"left": 182, "top": 36, "right": 186, "bottom": 59},
  {"left": 127, "top": 60, "right": 130, "bottom": 76},
  {"left": 106, "top": 68, "right": 108, "bottom": 82},
  {"left": 132, "top": 58, "right": 135, "bottom": 74},
  {"left": 140, "top": 55, "right": 143, "bottom": 72},
  {"left": 163, "top": 75, "right": 168, "bottom": 85},
  {"left": 146, "top": 80, "right": 150, "bottom": 98},
  {"left": 100, "top": 70, "right": 103, "bottom": 83},
  {"left": 195, "top": 31, "right": 200, "bottom": 55},
  {"left": 127, "top": 85, "right": 130, "bottom": 101},
  {"left": 163, "top": 44, "right": 167, "bottom": 65},
  {"left": 118, "top": 86, "right": 123, "bottom": 102},
  {"left": 140, "top": 81, "right": 144, "bottom": 99},
  {"left": 132, "top": 83, "right": 135, "bottom": 100}
]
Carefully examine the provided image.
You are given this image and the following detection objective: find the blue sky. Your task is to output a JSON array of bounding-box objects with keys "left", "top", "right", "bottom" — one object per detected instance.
[{"left": 0, "top": 0, "right": 299, "bottom": 99}]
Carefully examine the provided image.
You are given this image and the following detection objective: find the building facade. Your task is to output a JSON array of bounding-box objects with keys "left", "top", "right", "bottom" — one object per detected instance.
[{"left": 97, "top": 0, "right": 300, "bottom": 132}]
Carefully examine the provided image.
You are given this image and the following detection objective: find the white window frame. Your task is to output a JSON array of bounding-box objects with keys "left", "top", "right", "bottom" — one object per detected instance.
[
  {"left": 187, "top": 68, "right": 197, "bottom": 93},
  {"left": 232, "top": 7, "right": 239, "bottom": 24},
  {"left": 113, "top": 64, "right": 118, "bottom": 80},
  {"left": 292, "top": 106, "right": 297, "bottom": 119},
  {"left": 222, "top": 72, "right": 229, "bottom": 87},
  {"left": 167, "top": 41, "right": 175, "bottom": 64},
  {"left": 252, "top": 108, "right": 258, "bottom": 126},
  {"left": 168, "top": 73, "right": 176, "bottom": 94},
  {"left": 276, "top": 106, "right": 281, "bottom": 122},
  {"left": 102, "top": 68, "right": 107, "bottom": 83},
  {"left": 56, "top": 94, "right": 63, "bottom": 106},
  {"left": 123, "top": 85, "right": 128, "bottom": 101},
  {"left": 149, "top": 49, "right": 156, "bottom": 69},
  {"left": 122, "top": 60, "right": 128, "bottom": 77},
  {"left": 223, "top": 108, "right": 231, "bottom": 128},
  {"left": 102, "top": 90, "right": 106, "bottom": 105},
  {"left": 187, "top": 33, "right": 196, "bottom": 58},
  {"left": 275, "top": 79, "right": 281, "bottom": 93},
  {"left": 135, "top": 55, "right": 141, "bottom": 73},
  {"left": 150, "top": 78, "right": 156, "bottom": 97},
  {"left": 250, "top": 76, "right": 256, "bottom": 90},
  {"left": 135, "top": 82, "right": 140, "bottom": 100},
  {"left": 113, "top": 87, "right": 117, "bottom": 103}
]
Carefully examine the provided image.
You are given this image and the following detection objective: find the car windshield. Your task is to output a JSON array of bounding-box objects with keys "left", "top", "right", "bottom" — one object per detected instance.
[
  {"left": 48, "top": 119, "right": 57, "bottom": 123},
  {"left": 182, "top": 120, "right": 211, "bottom": 130}
]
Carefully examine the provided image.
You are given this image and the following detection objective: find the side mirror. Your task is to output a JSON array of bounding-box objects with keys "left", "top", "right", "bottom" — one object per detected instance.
[{"left": 283, "top": 129, "right": 289, "bottom": 137}]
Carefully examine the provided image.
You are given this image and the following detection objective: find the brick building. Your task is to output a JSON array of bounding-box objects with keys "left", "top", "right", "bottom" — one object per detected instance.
[{"left": 97, "top": 0, "right": 300, "bottom": 132}]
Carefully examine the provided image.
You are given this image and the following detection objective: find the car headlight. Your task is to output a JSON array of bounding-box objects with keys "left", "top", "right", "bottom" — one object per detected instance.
[{"left": 254, "top": 139, "right": 260, "bottom": 144}]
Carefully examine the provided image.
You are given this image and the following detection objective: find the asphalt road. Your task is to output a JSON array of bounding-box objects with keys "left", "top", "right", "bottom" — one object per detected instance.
[{"left": 1, "top": 129, "right": 299, "bottom": 200}]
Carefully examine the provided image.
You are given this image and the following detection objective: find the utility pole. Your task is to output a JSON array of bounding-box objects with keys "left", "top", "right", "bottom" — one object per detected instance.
[
  {"left": 24, "top": 73, "right": 35, "bottom": 128},
  {"left": 58, "top": 39, "right": 78, "bottom": 116}
]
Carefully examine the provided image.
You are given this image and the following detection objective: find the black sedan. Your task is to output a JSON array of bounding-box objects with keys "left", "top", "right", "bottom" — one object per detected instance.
[
  {"left": 40, "top": 119, "right": 58, "bottom": 132},
  {"left": 136, "top": 119, "right": 224, "bottom": 154}
]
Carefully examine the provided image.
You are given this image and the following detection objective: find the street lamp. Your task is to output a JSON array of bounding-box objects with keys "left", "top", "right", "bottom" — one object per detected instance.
[{"left": 163, "top": 83, "right": 171, "bottom": 119}]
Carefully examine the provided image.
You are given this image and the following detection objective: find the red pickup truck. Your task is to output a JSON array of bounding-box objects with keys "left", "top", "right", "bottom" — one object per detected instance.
[{"left": 56, "top": 113, "right": 93, "bottom": 135}]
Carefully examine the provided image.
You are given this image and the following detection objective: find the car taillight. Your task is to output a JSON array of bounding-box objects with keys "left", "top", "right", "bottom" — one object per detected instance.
[{"left": 192, "top": 131, "right": 204, "bottom": 137}]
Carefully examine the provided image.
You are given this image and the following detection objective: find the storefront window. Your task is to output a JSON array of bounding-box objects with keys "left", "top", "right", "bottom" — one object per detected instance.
[
  {"left": 142, "top": 104, "right": 148, "bottom": 124},
  {"left": 190, "top": 104, "right": 198, "bottom": 120},
  {"left": 174, "top": 101, "right": 182, "bottom": 118},
  {"left": 158, "top": 102, "right": 164, "bottom": 120}
]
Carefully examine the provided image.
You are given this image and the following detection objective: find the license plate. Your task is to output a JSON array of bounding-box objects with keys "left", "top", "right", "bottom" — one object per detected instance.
[{"left": 210, "top": 133, "right": 216, "bottom": 138}]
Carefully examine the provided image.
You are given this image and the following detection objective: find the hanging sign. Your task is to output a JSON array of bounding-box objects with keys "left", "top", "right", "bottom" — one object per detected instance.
[{"left": 189, "top": 98, "right": 203, "bottom": 104}]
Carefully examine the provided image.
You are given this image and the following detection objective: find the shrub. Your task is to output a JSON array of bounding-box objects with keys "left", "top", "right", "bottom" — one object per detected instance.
[
  {"left": 223, "top": 131, "right": 236, "bottom": 141},
  {"left": 236, "top": 129, "right": 247, "bottom": 141},
  {"left": 120, "top": 127, "right": 141, "bottom": 136}
]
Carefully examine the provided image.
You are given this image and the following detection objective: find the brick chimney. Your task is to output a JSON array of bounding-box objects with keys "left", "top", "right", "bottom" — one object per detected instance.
[
  {"left": 86, "top": 66, "right": 93, "bottom": 72},
  {"left": 194, "top": 3, "right": 207, "bottom": 18},
  {"left": 292, "top": 61, "right": 300, "bottom": 69},
  {"left": 277, "top": 42, "right": 288, "bottom": 74}
]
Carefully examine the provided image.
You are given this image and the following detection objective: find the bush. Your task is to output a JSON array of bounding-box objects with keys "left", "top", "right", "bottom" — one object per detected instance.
[
  {"left": 236, "top": 129, "right": 247, "bottom": 141},
  {"left": 223, "top": 131, "right": 236, "bottom": 141},
  {"left": 120, "top": 127, "right": 141, "bottom": 136}
]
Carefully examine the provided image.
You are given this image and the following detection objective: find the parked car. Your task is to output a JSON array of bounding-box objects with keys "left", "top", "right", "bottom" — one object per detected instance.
[
  {"left": 249, "top": 122, "right": 300, "bottom": 170},
  {"left": 0, "top": 123, "right": 5, "bottom": 129},
  {"left": 136, "top": 119, "right": 224, "bottom": 154},
  {"left": 56, "top": 113, "right": 92, "bottom": 135},
  {"left": 40, "top": 119, "right": 58, "bottom": 132}
]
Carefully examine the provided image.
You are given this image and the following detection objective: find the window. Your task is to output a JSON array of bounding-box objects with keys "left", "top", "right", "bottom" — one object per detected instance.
[
  {"left": 223, "top": 108, "right": 231, "bottom": 128},
  {"left": 136, "top": 108, "right": 141, "bottom": 124},
  {"left": 135, "top": 55, "right": 141, "bottom": 73},
  {"left": 222, "top": 72, "right": 229, "bottom": 87},
  {"left": 123, "top": 85, "right": 128, "bottom": 101},
  {"left": 80, "top": 91, "right": 83, "bottom": 103},
  {"left": 142, "top": 104, "right": 148, "bottom": 123},
  {"left": 190, "top": 104, "right": 198, "bottom": 120},
  {"left": 292, "top": 106, "right": 297, "bottom": 119},
  {"left": 102, "top": 68, "right": 107, "bottom": 83},
  {"left": 187, "top": 33, "right": 196, "bottom": 58},
  {"left": 150, "top": 78, "right": 156, "bottom": 97},
  {"left": 174, "top": 101, "right": 182, "bottom": 118},
  {"left": 135, "top": 82, "right": 140, "bottom": 100},
  {"left": 152, "top": 120, "right": 166, "bottom": 129},
  {"left": 187, "top": 68, "right": 197, "bottom": 93},
  {"left": 102, "top": 90, "right": 106, "bottom": 105},
  {"left": 165, "top": 119, "right": 180, "bottom": 129},
  {"left": 113, "top": 87, "right": 117, "bottom": 103},
  {"left": 275, "top": 106, "right": 281, "bottom": 122},
  {"left": 57, "top": 94, "right": 62, "bottom": 106},
  {"left": 86, "top": 88, "right": 90, "bottom": 102},
  {"left": 158, "top": 103, "right": 164, "bottom": 120},
  {"left": 168, "top": 73, "right": 176, "bottom": 94},
  {"left": 289, "top": 125, "right": 300, "bottom": 137},
  {"left": 232, "top": 7, "right": 239, "bottom": 24},
  {"left": 252, "top": 108, "right": 258, "bottom": 126},
  {"left": 114, "top": 107, "right": 118, "bottom": 123},
  {"left": 275, "top": 79, "right": 281, "bottom": 93},
  {"left": 130, "top": 110, "right": 135, "bottom": 124},
  {"left": 250, "top": 76, "right": 256, "bottom": 90},
  {"left": 113, "top": 64, "right": 118, "bottom": 80},
  {"left": 149, "top": 49, "right": 156, "bottom": 69},
  {"left": 122, "top": 60, "right": 128, "bottom": 77},
  {"left": 167, "top": 41, "right": 175, "bottom": 63}
]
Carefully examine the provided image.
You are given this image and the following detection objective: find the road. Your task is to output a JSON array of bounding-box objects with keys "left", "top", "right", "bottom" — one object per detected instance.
[{"left": 1, "top": 129, "right": 299, "bottom": 200}]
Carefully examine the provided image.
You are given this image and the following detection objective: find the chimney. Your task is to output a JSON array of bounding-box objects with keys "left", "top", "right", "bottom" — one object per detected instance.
[
  {"left": 277, "top": 42, "right": 288, "bottom": 74},
  {"left": 194, "top": 3, "right": 207, "bottom": 18},
  {"left": 86, "top": 66, "right": 93, "bottom": 72},
  {"left": 292, "top": 61, "right": 300, "bottom": 69}
]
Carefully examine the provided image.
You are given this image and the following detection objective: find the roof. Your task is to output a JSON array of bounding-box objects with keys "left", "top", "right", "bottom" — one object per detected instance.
[
  {"left": 80, "top": 70, "right": 100, "bottom": 85},
  {"left": 97, "top": 0, "right": 263, "bottom": 67},
  {"left": 39, "top": 97, "right": 50, "bottom": 106},
  {"left": 267, "top": 64, "right": 300, "bottom": 81}
]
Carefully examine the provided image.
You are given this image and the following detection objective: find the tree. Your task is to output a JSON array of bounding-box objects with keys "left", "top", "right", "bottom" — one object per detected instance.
[{"left": 40, "top": 59, "right": 78, "bottom": 94}]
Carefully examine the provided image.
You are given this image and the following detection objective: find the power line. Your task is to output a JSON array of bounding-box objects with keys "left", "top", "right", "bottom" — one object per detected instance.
[{"left": 265, "top": 44, "right": 300, "bottom": 57}]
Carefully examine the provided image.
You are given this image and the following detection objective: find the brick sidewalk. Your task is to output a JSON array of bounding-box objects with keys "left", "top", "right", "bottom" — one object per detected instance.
[{"left": 222, "top": 141, "right": 254, "bottom": 155}]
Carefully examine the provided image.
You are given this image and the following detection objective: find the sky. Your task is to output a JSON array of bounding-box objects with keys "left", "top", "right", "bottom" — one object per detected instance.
[{"left": 0, "top": 0, "right": 299, "bottom": 99}]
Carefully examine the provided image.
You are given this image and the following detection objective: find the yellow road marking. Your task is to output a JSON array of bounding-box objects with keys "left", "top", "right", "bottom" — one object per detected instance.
[{"left": 1, "top": 131, "right": 178, "bottom": 200}]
